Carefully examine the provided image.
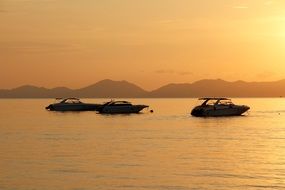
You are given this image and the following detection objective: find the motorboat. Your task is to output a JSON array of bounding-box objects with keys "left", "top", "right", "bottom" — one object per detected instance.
[
  {"left": 191, "top": 98, "right": 250, "bottom": 117},
  {"left": 45, "top": 98, "right": 101, "bottom": 111},
  {"left": 98, "top": 100, "right": 149, "bottom": 114}
]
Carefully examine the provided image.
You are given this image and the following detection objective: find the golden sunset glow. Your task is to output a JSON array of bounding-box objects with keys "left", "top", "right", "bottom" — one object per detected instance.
[{"left": 1, "top": 0, "right": 285, "bottom": 90}]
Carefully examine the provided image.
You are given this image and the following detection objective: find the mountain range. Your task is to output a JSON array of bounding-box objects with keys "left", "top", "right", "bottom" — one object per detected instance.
[{"left": 1, "top": 79, "right": 285, "bottom": 98}]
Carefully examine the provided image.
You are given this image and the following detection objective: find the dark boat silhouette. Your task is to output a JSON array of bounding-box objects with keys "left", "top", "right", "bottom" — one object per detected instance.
[
  {"left": 98, "top": 100, "right": 149, "bottom": 114},
  {"left": 46, "top": 98, "right": 101, "bottom": 111},
  {"left": 191, "top": 98, "right": 250, "bottom": 117}
]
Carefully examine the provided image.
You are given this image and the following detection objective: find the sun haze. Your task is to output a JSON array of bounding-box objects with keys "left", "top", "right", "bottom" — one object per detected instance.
[{"left": 1, "top": 0, "right": 285, "bottom": 90}]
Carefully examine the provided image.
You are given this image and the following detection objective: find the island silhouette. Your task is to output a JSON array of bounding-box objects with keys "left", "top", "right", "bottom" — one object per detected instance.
[{"left": 1, "top": 79, "right": 285, "bottom": 98}]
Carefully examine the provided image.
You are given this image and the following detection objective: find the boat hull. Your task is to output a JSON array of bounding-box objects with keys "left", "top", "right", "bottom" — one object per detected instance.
[
  {"left": 191, "top": 105, "right": 250, "bottom": 117},
  {"left": 46, "top": 103, "right": 101, "bottom": 111},
  {"left": 99, "top": 105, "right": 148, "bottom": 114}
]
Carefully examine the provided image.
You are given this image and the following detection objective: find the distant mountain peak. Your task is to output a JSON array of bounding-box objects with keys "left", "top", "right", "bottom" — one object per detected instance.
[
  {"left": 83, "top": 79, "right": 141, "bottom": 89},
  {"left": 13, "top": 85, "right": 47, "bottom": 90},
  {"left": 76, "top": 79, "right": 147, "bottom": 98},
  {"left": 234, "top": 80, "right": 246, "bottom": 83},
  {"left": 192, "top": 78, "right": 228, "bottom": 85},
  {"left": 97, "top": 79, "right": 116, "bottom": 83},
  {"left": 98, "top": 79, "right": 128, "bottom": 83}
]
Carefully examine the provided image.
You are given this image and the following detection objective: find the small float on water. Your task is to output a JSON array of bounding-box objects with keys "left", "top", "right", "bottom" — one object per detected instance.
[
  {"left": 191, "top": 98, "right": 250, "bottom": 117},
  {"left": 97, "top": 100, "right": 149, "bottom": 114},
  {"left": 45, "top": 98, "right": 101, "bottom": 111}
]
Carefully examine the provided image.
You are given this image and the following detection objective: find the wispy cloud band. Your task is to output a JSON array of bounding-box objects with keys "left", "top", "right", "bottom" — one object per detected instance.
[{"left": 232, "top": 6, "right": 249, "bottom": 9}]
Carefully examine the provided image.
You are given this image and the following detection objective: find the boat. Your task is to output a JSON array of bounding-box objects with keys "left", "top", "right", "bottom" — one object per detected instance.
[
  {"left": 45, "top": 98, "right": 101, "bottom": 111},
  {"left": 191, "top": 98, "right": 250, "bottom": 117},
  {"left": 98, "top": 100, "right": 149, "bottom": 114}
]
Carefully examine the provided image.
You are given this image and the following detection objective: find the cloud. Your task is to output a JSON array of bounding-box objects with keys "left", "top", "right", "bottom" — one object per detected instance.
[
  {"left": 256, "top": 71, "right": 275, "bottom": 79},
  {"left": 157, "top": 19, "right": 182, "bottom": 25},
  {"left": 264, "top": 1, "right": 273, "bottom": 6},
  {"left": 232, "top": 6, "right": 249, "bottom": 9},
  {"left": 0, "top": 41, "right": 82, "bottom": 53},
  {"left": 3, "top": 0, "right": 57, "bottom": 2},
  {"left": 155, "top": 69, "right": 175, "bottom": 74},
  {"left": 155, "top": 69, "right": 192, "bottom": 76},
  {"left": 178, "top": 71, "right": 192, "bottom": 76}
]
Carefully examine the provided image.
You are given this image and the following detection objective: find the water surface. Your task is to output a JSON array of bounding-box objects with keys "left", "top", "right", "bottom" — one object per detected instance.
[{"left": 1, "top": 98, "right": 285, "bottom": 190}]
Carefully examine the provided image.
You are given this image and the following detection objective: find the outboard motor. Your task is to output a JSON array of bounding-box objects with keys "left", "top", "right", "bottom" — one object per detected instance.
[
  {"left": 191, "top": 107, "right": 204, "bottom": 116},
  {"left": 45, "top": 104, "right": 54, "bottom": 111}
]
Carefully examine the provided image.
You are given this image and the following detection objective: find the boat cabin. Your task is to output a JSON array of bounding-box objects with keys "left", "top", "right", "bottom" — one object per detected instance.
[
  {"left": 55, "top": 98, "right": 82, "bottom": 104},
  {"left": 199, "top": 98, "right": 234, "bottom": 107},
  {"left": 105, "top": 101, "right": 132, "bottom": 107}
]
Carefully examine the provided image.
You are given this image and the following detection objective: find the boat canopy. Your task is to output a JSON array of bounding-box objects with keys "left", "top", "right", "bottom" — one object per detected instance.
[
  {"left": 56, "top": 98, "right": 82, "bottom": 103},
  {"left": 55, "top": 97, "right": 80, "bottom": 100},
  {"left": 198, "top": 97, "right": 230, "bottom": 101},
  {"left": 112, "top": 101, "right": 131, "bottom": 104},
  {"left": 107, "top": 101, "right": 132, "bottom": 105}
]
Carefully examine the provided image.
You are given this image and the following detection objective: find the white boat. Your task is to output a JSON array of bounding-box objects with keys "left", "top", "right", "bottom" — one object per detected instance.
[
  {"left": 191, "top": 98, "right": 250, "bottom": 117},
  {"left": 45, "top": 98, "right": 101, "bottom": 111},
  {"left": 98, "top": 100, "right": 149, "bottom": 114}
]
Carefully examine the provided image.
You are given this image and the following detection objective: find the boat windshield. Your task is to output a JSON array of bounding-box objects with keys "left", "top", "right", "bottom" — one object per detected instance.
[
  {"left": 60, "top": 98, "right": 82, "bottom": 104},
  {"left": 203, "top": 99, "right": 216, "bottom": 106},
  {"left": 109, "top": 101, "right": 132, "bottom": 106},
  {"left": 200, "top": 98, "right": 233, "bottom": 106},
  {"left": 218, "top": 99, "right": 233, "bottom": 105},
  {"left": 55, "top": 98, "right": 64, "bottom": 103}
]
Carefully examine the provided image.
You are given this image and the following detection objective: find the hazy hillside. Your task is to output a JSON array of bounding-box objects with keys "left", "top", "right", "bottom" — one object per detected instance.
[
  {"left": 1, "top": 79, "right": 285, "bottom": 98},
  {"left": 0, "top": 79, "right": 147, "bottom": 98},
  {"left": 74, "top": 79, "right": 148, "bottom": 98},
  {"left": 149, "top": 79, "right": 285, "bottom": 97}
]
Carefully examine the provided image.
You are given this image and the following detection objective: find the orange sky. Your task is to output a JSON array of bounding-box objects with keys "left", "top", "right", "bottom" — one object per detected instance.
[{"left": 1, "top": 0, "right": 285, "bottom": 90}]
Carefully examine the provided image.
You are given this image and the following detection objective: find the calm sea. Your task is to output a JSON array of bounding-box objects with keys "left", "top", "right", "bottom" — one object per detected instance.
[{"left": 1, "top": 98, "right": 285, "bottom": 190}]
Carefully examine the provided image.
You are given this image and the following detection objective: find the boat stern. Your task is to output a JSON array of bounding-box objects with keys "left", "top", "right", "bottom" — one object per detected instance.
[
  {"left": 45, "top": 104, "right": 54, "bottom": 111},
  {"left": 191, "top": 106, "right": 205, "bottom": 117}
]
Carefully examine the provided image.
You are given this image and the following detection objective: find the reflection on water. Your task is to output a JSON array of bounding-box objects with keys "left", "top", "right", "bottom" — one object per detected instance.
[{"left": 1, "top": 98, "right": 285, "bottom": 190}]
